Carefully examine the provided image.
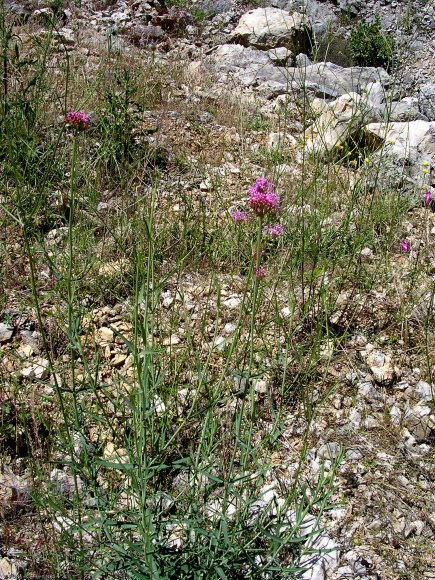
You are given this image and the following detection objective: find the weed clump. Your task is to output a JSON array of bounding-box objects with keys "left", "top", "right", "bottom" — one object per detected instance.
[{"left": 350, "top": 15, "right": 394, "bottom": 69}]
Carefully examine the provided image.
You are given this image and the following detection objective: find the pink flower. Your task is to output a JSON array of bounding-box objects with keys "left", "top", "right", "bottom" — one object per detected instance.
[
  {"left": 264, "top": 223, "right": 284, "bottom": 237},
  {"left": 65, "top": 111, "right": 91, "bottom": 130},
  {"left": 230, "top": 209, "right": 249, "bottom": 224},
  {"left": 400, "top": 240, "right": 411, "bottom": 253},
  {"left": 254, "top": 265, "right": 266, "bottom": 279},
  {"left": 248, "top": 177, "right": 280, "bottom": 216},
  {"left": 425, "top": 191, "right": 432, "bottom": 205}
]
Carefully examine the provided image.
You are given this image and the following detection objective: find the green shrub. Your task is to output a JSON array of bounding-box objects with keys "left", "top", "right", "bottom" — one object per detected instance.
[{"left": 350, "top": 16, "right": 394, "bottom": 69}]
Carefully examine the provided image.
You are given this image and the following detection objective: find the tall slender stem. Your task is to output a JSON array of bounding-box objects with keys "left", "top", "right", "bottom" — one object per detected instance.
[
  {"left": 67, "top": 133, "right": 85, "bottom": 578},
  {"left": 68, "top": 135, "right": 80, "bottom": 430}
]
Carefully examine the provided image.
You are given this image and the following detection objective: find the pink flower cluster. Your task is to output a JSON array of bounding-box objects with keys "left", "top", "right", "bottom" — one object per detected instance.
[
  {"left": 65, "top": 111, "right": 91, "bottom": 131},
  {"left": 264, "top": 223, "right": 284, "bottom": 237},
  {"left": 254, "top": 265, "right": 266, "bottom": 279},
  {"left": 230, "top": 209, "right": 249, "bottom": 223},
  {"left": 248, "top": 177, "right": 280, "bottom": 216},
  {"left": 425, "top": 191, "right": 432, "bottom": 205},
  {"left": 400, "top": 240, "right": 410, "bottom": 253},
  {"left": 230, "top": 178, "right": 283, "bottom": 228},
  {"left": 230, "top": 178, "right": 285, "bottom": 281}
]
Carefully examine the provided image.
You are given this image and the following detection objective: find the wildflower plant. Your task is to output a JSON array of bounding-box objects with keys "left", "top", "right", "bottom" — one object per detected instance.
[
  {"left": 228, "top": 177, "right": 286, "bottom": 478},
  {"left": 5, "top": 14, "right": 434, "bottom": 579},
  {"left": 231, "top": 177, "right": 284, "bottom": 280}
]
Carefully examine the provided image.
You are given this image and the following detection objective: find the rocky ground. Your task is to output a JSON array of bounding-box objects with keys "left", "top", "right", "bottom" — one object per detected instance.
[{"left": 1, "top": 0, "right": 434, "bottom": 579}]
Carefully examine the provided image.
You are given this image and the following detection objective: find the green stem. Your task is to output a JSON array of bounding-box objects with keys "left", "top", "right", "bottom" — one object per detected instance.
[
  {"left": 68, "top": 134, "right": 80, "bottom": 431},
  {"left": 230, "top": 217, "right": 264, "bottom": 479},
  {"left": 244, "top": 216, "right": 263, "bottom": 448},
  {"left": 249, "top": 216, "right": 263, "bottom": 371},
  {"left": 67, "top": 133, "right": 85, "bottom": 579}
]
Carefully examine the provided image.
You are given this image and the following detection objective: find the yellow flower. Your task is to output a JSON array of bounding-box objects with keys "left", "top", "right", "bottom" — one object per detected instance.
[{"left": 422, "top": 161, "right": 429, "bottom": 167}]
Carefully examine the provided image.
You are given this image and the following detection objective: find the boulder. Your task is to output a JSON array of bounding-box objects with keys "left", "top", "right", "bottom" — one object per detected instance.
[
  {"left": 387, "top": 97, "right": 429, "bottom": 122},
  {"left": 211, "top": 44, "right": 279, "bottom": 88},
  {"left": 362, "top": 121, "right": 435, "bottom": 191},
  {"left": 230, "top": 7, "right": 311, "bottom": 52},
  {"left": 293, "top": 62, "right": 390, "bottom": 99},
  {"left": 363, "top": 81, "right": 385, "bottom": 109},
  {"left": 210, "top": 45, "right": 390, "bottom": 99},
  {"left": 276, "top": 0, "right": 338, "bottom": 34},
  {"left": 364, "top": 121, "right": 435, "bottom": 159},
  {"left": 304, "top": 92, "right": 379, "bottom": 155}
]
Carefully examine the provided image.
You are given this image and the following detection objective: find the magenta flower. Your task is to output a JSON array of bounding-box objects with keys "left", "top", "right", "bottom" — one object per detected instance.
[
  {"left": 254, "top": 265, "right": 266, "bottom": 279},
  {"left": 231, "top": 209, "right": 249, "bottom": 224},
  {"left": 248, "top": 177, "right": 280, "bottom": 217},
  {"left": 400, "top": 240, "right": 411, "bottom": 253},
  {"left": 264, "top": 223, "right": 284, "bottom": 237},
  {"left": 425, "top": 191, "right": 432, "bottom": 205},
  {"left": 65, "top": 111, "right": 91, "bottom": 131}
]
